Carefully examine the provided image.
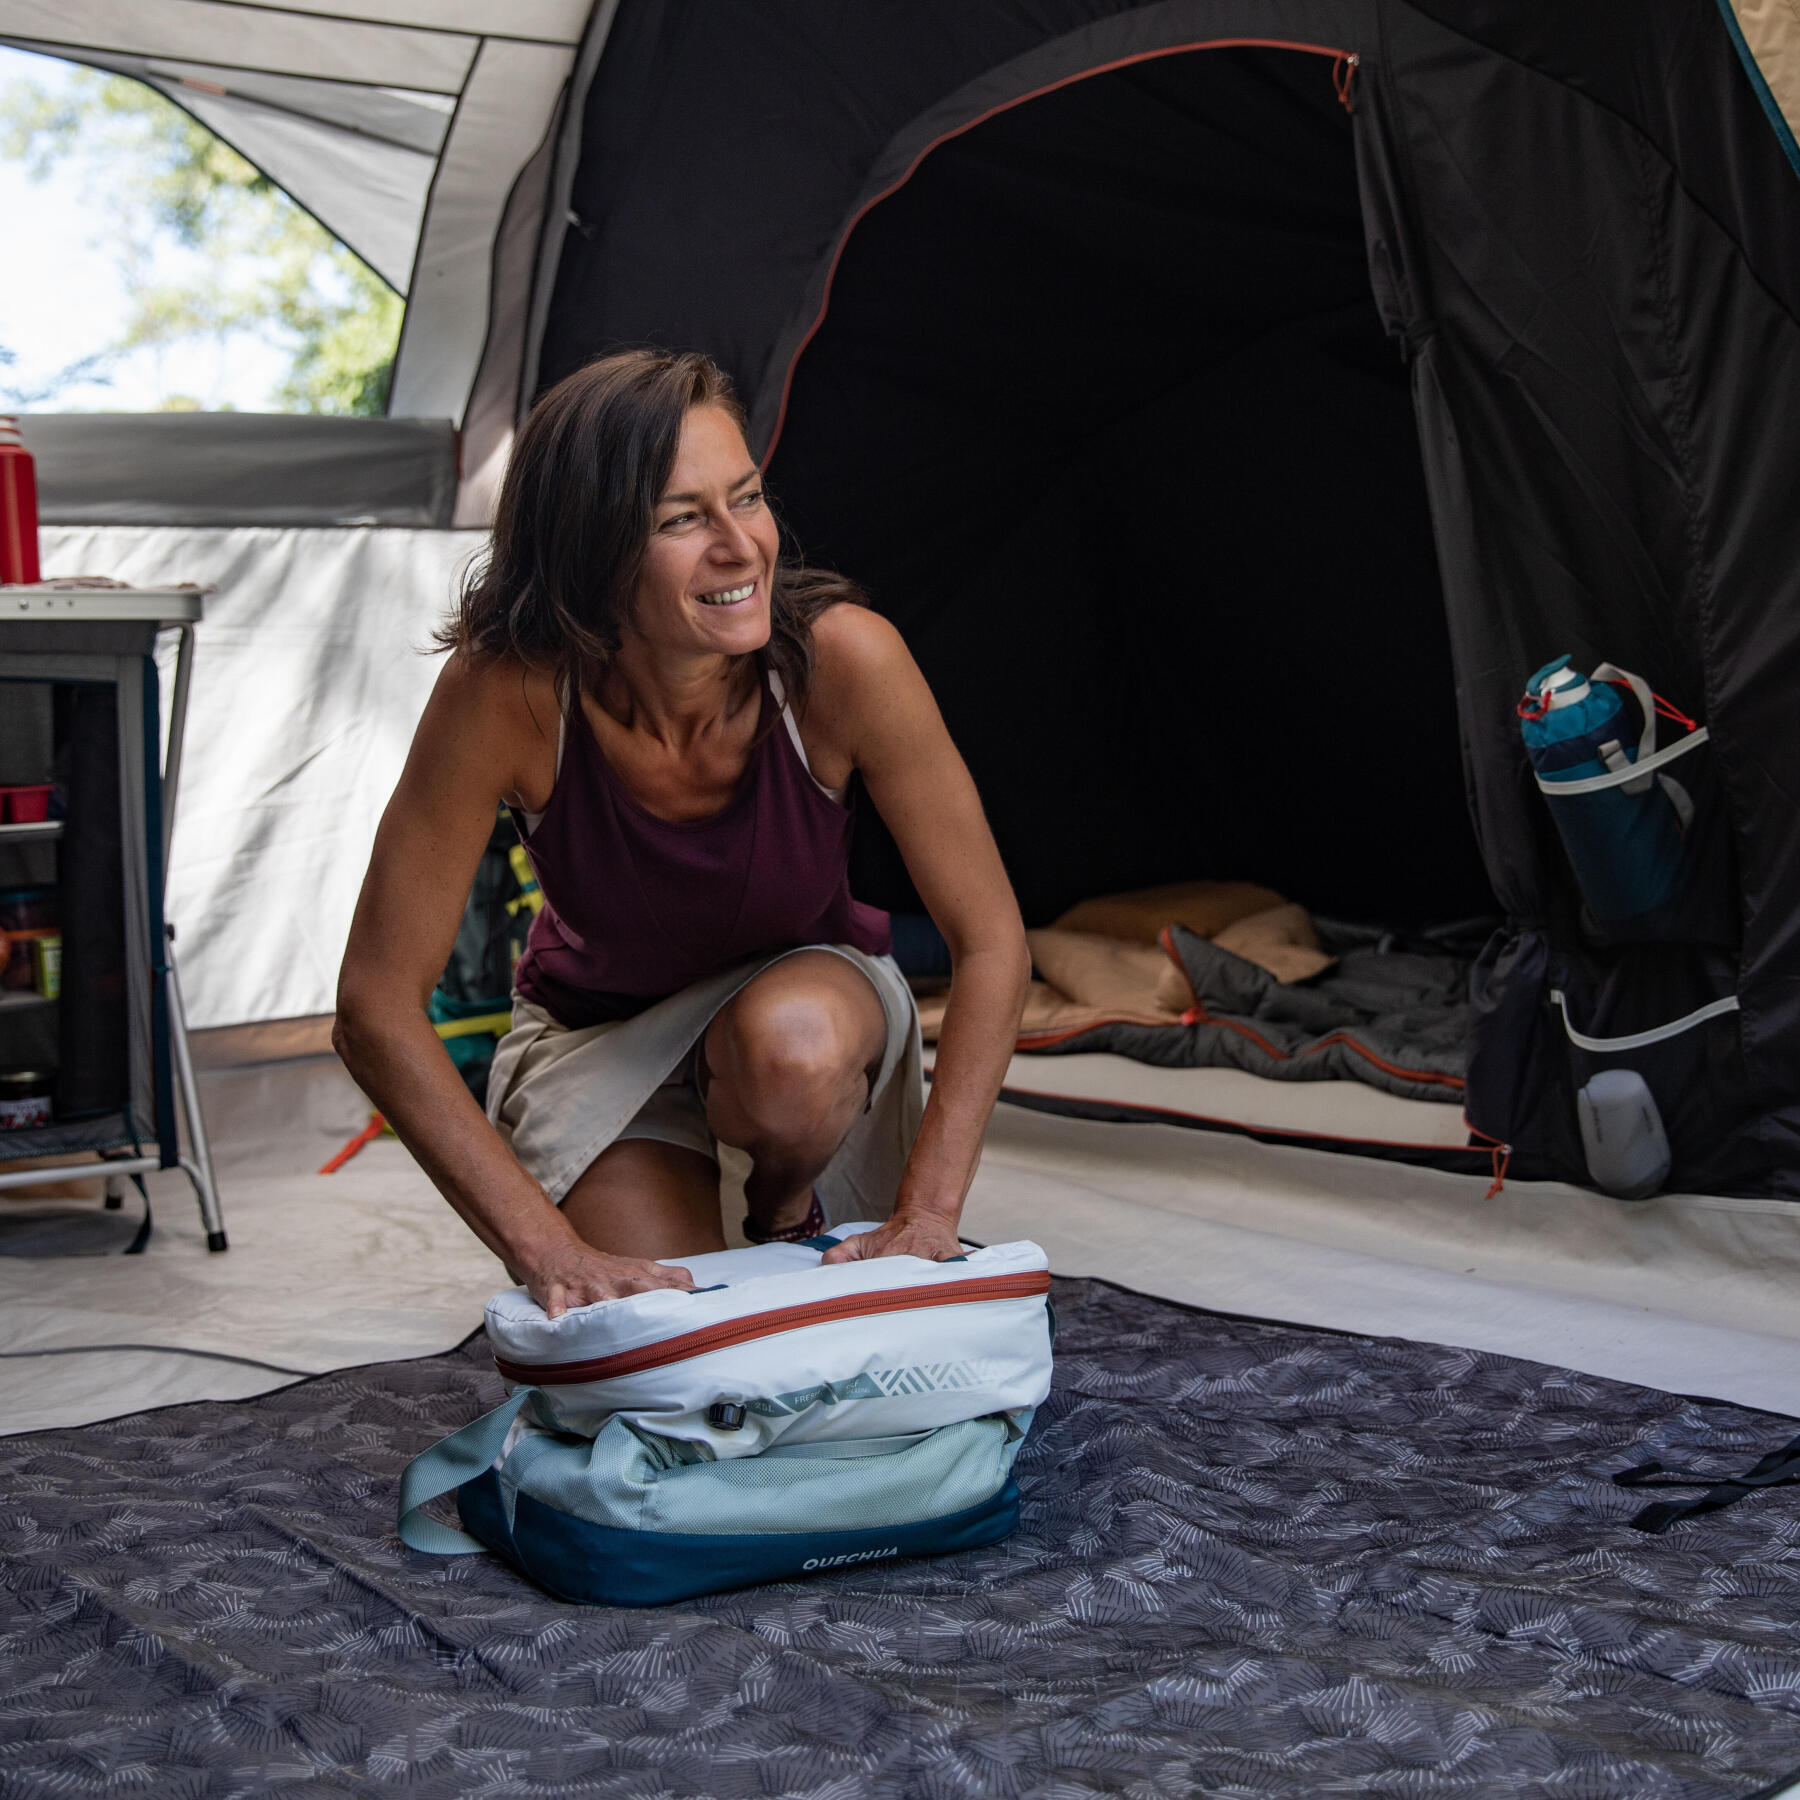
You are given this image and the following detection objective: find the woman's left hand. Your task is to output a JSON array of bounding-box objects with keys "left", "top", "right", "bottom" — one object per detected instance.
[{"left": 820, "top": 1211, "right": 965, "bottom": 1264}]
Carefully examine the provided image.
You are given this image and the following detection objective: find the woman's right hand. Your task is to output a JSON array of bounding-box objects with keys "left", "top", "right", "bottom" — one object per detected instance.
[{"left": 519, "top": 1239, "right": 697, "bottom": 1318}]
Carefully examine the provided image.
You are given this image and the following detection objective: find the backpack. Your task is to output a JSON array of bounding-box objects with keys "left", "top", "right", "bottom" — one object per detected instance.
[
  {"left": 398, "top": 1225, "right": 1053, "bottom": 1606},
  {"left": 432, "top": 809, "right": 541, "bottom": 1103}
]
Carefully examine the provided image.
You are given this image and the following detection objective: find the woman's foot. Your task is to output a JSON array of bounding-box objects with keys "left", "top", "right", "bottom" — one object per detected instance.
[{"left": 742, "top": 1188, "right": 827, "bottom": 1244}]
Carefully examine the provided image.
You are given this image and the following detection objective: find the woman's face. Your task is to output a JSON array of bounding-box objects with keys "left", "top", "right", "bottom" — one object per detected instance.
[{"left": 630, "top": 403, "right": 780, "bottom": 662}]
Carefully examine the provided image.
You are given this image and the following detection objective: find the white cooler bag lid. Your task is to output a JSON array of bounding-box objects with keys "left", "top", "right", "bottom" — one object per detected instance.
[{"left": 484, "top": 1224, "right": 1054, "bottom": 1456}]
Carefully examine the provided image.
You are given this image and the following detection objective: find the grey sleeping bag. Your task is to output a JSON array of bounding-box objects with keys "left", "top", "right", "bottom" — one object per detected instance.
[{"left": 1036, "top": 921, "right": 1476, "bottom": 1105}]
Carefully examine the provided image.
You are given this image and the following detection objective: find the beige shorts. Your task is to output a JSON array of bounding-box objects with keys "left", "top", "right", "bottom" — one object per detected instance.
[{"left": 487, "top": 944, "right": 924, "bottom": 1222}]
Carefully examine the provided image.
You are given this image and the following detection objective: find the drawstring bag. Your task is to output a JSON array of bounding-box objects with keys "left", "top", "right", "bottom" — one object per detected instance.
[{"left": 398, "top": 1224, "right": 1054, "bottom": 1606}]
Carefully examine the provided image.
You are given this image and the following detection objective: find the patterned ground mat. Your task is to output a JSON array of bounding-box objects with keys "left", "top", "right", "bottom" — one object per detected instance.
[{"left": 5, "top": 1277, "right": 1800, "bottom": 1797}]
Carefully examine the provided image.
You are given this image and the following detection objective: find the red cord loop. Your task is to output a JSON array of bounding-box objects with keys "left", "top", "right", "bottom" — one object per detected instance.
[
  {"left": 1594, "top": 676, "right": 1700, "bottom": 735},
  {"left": 1333, "top": 52, "right": 1359, "bottom": 112},
  {"left": 1484, "top": 1142, "right": 1511, "bottom": 1199}
]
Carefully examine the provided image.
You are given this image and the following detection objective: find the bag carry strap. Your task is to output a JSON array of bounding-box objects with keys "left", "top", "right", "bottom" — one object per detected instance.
[
  {"left": 1590, "top": 662, "right": 1656, "bottom": 774},
  {"left": 1531, "top": 725, "right": 1709, "bottom": 797},
  {"left": 1549, "top": 988, "right": 1740, "bottom": 1053},
  {"left": 1614, "top": 1429, "right": 1800, "bottom": 1533},
  {"left": 397, "top": 1388, "right": 533, "bottom": 1554}
]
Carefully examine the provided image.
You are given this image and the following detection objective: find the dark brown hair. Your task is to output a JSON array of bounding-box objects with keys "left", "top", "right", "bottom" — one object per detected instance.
[{"left": 440, "top": 349, "right": 861, "bottom": 715}]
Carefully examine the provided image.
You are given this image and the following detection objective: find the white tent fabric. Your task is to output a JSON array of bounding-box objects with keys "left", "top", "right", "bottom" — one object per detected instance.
[
  {"left": 0, "top": 41, "right": 451, "bottom": 290},
  {"left": 40, "top": 522, "right": 481, "bottom": 1028},
  {"left": 0, "top": 0, "right": 593, "bottom": 423},
  {"left": 387, "top": 36, "right": 575, "bottom": 421}
]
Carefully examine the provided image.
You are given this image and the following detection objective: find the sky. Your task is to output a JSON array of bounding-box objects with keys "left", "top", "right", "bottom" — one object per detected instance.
[{"left": 0, "top": 44, "right": 309, "bottom": 413}]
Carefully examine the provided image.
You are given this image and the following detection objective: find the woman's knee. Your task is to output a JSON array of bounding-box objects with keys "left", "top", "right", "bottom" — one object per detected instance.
[{"left": 706, "top": 983, "right": 874, "bottom": 1137}]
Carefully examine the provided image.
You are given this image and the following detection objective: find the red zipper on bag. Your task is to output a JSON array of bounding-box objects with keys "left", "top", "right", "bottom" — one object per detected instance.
[{"left": 495, "top": 1269, "right": 1053, "bottom": 1386}]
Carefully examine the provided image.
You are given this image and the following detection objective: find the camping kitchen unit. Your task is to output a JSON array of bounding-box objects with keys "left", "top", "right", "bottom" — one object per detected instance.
[{"left": 0, "top": 586, "right": 224, "bottom": 1246}]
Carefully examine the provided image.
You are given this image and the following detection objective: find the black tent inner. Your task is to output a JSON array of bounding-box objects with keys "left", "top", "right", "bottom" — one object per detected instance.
[{"left": 766, "top": 45, "right": 1496, "bottom": 932}]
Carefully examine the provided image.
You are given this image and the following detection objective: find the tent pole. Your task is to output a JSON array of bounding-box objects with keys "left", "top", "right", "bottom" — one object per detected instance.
[
  {"left": 162, "top": 623, "right": 194, "bottom": 876},
  {"left": 165, "top": 923, "right": 227, "bottom": 1252}
]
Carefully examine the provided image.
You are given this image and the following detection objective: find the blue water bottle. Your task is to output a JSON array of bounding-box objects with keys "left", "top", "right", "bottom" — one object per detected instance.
[{"left": 1518, "top": 656, "right": 1687, "bottom": 922}]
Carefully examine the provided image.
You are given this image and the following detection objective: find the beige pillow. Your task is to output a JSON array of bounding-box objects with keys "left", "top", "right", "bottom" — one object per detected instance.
[
  {"left": 1212, "top": 903, "right": 1336, "bottom": 984},
  {"left": 1025, "top": 928, "right": 1193, "bottom": 1016},
  {"left": 1053, "top": 879, "right": 1286, "bottom": 946}
]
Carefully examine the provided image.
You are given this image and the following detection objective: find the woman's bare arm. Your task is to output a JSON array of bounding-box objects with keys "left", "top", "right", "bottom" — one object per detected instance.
[
  {"left": 804, "top": 607, "right": 1030, "bottom": 1262},
  {"left": 333, "top": 652, "right": 693, "bottom": 1314}
]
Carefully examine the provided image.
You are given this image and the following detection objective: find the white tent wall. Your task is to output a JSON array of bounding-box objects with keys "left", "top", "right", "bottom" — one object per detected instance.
[
  {"left": 40, "top": 524, "right": 484, "bottom": 1029},
  {"left": 157, "top": 73, "right": 445, "bottom": 294},
  {"left": 386, "top": 35, "right": 576, "bottom": 423},
  {"left": 0, "top": 1, "right": 618, "bottom": 1030},
  {"left": 0, "top": 0, "right": 594, "bottom": 429}
]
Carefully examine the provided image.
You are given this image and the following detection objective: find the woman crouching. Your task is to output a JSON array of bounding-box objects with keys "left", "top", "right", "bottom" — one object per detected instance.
[{"left": 334, "top": 351, "right": 1030, "bottom": 1315}]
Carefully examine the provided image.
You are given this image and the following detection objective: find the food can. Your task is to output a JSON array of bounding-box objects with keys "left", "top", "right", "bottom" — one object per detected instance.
[
  {"left": 31, "top": 931, "right": 60, "bottom": 999},
  {"left": 0, "top": 1068, "right": 52, "bottom": 1131}
]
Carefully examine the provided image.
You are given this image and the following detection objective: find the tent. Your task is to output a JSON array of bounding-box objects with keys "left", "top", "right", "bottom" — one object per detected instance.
[
  {"left": 528, "top": 2, "right": 1800, "bottom": 1202},
  {"left": 9, "top": 16, "right": 1800, "bottom": 1788},
  {"left": 5, "top": 0, "right": 1800, "bottom": 1203}
]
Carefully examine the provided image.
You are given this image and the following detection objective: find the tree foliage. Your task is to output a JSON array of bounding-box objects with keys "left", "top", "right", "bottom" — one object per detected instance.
[{"left": 0, "top": 63, "right": 401, "bottom": 412}]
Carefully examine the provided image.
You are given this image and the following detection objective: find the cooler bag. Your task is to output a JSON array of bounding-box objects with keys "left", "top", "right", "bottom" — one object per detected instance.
[{"left": 397, "top": 1224, "right": 1054, "bottom": 1605}]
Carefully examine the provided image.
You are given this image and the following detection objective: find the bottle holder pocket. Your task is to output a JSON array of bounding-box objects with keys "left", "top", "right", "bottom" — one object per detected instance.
[{"left": 1537, "top": 727, "right": 1736, "bottom": 946}]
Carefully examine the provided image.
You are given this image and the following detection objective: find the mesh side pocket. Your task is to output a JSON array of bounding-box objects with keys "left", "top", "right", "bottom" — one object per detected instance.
[{"left": 1548, "top": 946, "right": 1755, "bottom": 1194}]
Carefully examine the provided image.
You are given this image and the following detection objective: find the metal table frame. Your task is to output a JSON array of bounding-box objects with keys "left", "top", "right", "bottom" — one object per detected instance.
[{"left": 0, "top": 587, "right": 225, "bottom": 1249}]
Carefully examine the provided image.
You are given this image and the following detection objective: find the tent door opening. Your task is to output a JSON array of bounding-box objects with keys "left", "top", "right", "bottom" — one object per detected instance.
[{"left": 765, "top": 43, "right": 1496, "bottom": 945}]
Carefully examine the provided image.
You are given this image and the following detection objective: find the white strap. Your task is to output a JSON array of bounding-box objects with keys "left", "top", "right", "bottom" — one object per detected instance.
[
  {"left": 1590, "top": 662, "right": 1657, "bottom": 765},
  {"left": 767, "top": 669, "right": 808, "bottom": 768},
  {"left": 1550, "top": 987, "right": 1739, "bottom": 1053},
  {"left": 767, "top": 668, "right": 848, "bottom": 805},
  {"left": 1534, "top": 725, "right": 1708, "bottom": 796},
  {"left": 1658, "top": 773, "right": 1696, "bottom": 833}
]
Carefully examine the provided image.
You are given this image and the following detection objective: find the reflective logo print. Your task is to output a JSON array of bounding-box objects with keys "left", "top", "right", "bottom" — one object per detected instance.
[
  {"left": 871, "top": 1363, "right": 980, "bottom": 1397},
  {"left": 802, "top": 1545, "right": 900, "bottom": 1571},
  {"left": 746, "top": 1364, "right": 983, "bottom": 1417}
]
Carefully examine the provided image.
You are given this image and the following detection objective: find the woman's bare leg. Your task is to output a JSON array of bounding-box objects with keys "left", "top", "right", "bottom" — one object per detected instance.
[
  {"left": 560, "top": 1138, "right": 726, "bottom": 1259},
  {"left": 702, "top": 951, "right": 888, "bottom": 1235}
]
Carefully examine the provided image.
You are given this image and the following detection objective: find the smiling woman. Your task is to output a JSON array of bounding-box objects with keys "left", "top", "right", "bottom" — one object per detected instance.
[{"left": 334, "top": 350, "right": 1030, "bottom": 1316}]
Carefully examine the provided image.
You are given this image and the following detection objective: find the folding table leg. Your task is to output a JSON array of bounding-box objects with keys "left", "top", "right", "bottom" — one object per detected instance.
[{"left": 165, "top": 925, "right": 227, "bottom": 1251}]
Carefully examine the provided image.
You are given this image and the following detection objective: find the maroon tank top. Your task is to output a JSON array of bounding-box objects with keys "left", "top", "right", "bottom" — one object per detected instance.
[{"left": 512, "top": 668, "right": 890, "bottom": 1028}]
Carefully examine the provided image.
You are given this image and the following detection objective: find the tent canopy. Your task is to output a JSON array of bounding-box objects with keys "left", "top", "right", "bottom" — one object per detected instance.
[
  {"left": 531, "top": 0, "right": 1800, "bottom": 1199},
  {"left": 0, "top": 0, "right": 594, "bottom": 438}
]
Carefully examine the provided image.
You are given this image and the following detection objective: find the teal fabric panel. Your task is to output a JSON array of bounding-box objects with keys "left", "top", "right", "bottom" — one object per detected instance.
[
  {"left": 458, "top": 1466, "right": 1022, "bottom": 1607},
  {"left": 504, "top": 1410, "right": 1028, "bottom": 1538}
]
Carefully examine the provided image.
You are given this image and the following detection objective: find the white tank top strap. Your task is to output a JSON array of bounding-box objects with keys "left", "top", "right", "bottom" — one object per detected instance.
[
  {"left": 514, "top": 672, "right": 568, "bottom": 837},
  {"left": 768, "top": 668, "right": 848, "bottom": 806}
]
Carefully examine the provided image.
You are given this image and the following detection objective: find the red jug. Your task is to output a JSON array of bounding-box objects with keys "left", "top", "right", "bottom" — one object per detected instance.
[{"left": 0, "top": 416, "right": 40, "bottom": 584}]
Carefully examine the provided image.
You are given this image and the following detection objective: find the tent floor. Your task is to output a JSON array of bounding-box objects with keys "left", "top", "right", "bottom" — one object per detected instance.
[
  {"left": 3, "top": 1050, "right": 1800, "bottom": 1435},
  {"left": 8, "top": 1277, "right": 1800, "bottom": 1799}
]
